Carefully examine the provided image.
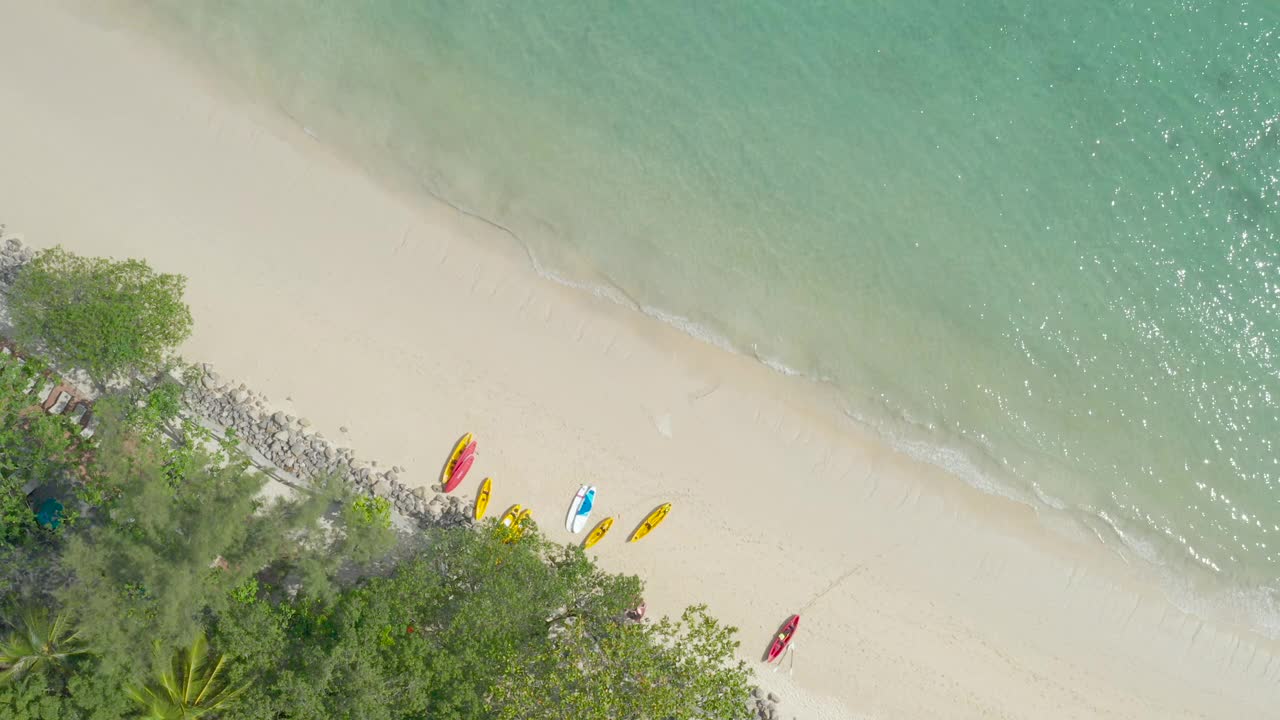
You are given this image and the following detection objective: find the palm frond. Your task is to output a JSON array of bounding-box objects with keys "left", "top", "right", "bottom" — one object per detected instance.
[
  {"left": 129, "top": 634, "right": 251, "bottom": 719},
  {"left": 0, "top": 607, "right": 92, "bottom": 683}
]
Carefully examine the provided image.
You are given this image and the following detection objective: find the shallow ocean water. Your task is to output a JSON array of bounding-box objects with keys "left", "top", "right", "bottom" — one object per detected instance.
[{"left": 131, "top": 0, "right": 1280, "bottom": 630}]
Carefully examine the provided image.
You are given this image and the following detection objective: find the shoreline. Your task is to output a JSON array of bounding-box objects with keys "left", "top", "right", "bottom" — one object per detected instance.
[
  {"left": 98, "top": 0, "right": 1276, "bottom": 620},
  {"left": 3, "top": 2, "right": 1279, "bottom": 717}
]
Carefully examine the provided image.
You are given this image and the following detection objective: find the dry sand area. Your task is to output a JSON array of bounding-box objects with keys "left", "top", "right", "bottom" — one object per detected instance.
[{"left": 2, "top": 2, "right": 1278, "bottom": 718}]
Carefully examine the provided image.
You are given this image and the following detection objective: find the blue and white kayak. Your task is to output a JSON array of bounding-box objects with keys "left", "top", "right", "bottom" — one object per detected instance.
[
  {"left": 571, "top": 486, "right": 597, "bottom": 534},
  {"left": 565, "top": 485, "right": 587, "bottom": 532}
]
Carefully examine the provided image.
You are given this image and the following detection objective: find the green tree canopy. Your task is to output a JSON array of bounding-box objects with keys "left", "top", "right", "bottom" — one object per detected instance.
[
  {"left": 57, "top": 405, "right": 385, "bottom": 678},
  {"left": 0, "top": 671, "right": 71, "bottom": 720},
  {"left": 0, "top": 354, "right": 86, "bottom": 547},
  {"left": 489, "top": 604, "right": 754, "bottom": 720},
  {"left": 205, "top": 523, "right": 755, "bottom": 720},
  {"left": 8, "top": 247, "right": 193, "bottom": 384}
]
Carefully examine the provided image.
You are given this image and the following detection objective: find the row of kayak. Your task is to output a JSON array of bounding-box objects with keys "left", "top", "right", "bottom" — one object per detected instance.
[
  {"left": 439, "top": 432, "right": 672, "bottom": 547},
  {"left": 442, "top": 433, "right": 799, "bottom": 666}
]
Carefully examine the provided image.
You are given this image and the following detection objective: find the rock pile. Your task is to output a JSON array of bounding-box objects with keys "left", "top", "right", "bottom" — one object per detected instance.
[
  {"left": 749, "top": 687, "right": 785, "bottom": 720},
  {"left": 0, "top": 231, "right": 35, "bottom": 285},
  {"left": 185, "top": 364, "right": 474, "bottom": 529}
]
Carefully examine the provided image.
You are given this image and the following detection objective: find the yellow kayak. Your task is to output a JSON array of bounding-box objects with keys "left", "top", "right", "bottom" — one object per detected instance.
[
  {"left": 504, "top": 507, "right": 533, "bottom": 544},
  {"left": 493, "top": 503, "right": 522, "bottom": 566},
  {"left": 514, "top": 508, "right": 532, "bottom": 535},
  {"left": 628, "top": 503, "right": 672, "bottom": 543},
  {"left": 440, "top": 432, "right": 474, "bottom": 487},
  {"left": 474, "top": 477, "right": 492, "bottom": 520},
  {"left": 498, "top": 503, "right": 522, "bottom": 528},
  {"left": 582, "top": 516, "right": 615, "bottom": 549}
]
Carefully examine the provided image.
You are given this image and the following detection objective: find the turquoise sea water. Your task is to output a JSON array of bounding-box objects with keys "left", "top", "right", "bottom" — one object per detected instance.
[{"left": 130, "top": 2, "right": 1279, "bottom": 628}]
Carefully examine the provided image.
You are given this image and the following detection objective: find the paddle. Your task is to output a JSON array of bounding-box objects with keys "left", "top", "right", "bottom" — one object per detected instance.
[{"left": 772, "top": 642, "right": 797, "bottom": 676}]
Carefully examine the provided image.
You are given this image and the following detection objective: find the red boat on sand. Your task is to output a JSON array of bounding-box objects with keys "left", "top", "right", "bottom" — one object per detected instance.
[
  {"left": 767, "top": 614, "right": 800, "bottom": 663},
  {"left": 443, "top": 451, "right": 475, "bottom": 493},
  {"left": 457, "top": 439, "right": 477, "bottom": 467}
]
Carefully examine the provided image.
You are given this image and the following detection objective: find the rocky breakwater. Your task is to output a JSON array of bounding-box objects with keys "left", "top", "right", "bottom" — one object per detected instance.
[{"left": 185, "top": 364, "right": 473, "bottom": 529}]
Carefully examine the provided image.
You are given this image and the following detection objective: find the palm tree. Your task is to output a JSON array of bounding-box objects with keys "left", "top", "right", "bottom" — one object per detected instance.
[
  {"left": 0, "top": 606, "right": 92, "bottom": 683},
  {"left": 127, "top": 633, "right": 248, "bottom": 719}
]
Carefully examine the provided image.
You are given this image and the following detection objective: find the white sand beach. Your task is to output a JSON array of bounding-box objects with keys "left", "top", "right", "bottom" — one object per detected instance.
[{"left": 2, "top": 3, "right": 1279, "bottom": 717}]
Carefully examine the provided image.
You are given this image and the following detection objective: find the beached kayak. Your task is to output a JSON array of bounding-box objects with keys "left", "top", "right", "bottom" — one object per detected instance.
[
  {"left": 499, "top": 504, "right": 522, "bottom": 528},
  {"left": 565, "top": 485, "right": 587, "bottom": 532},
  {"left": 514, "top": 507, "right": 531, "bottom": 531},
  {"left": 440, "top": 433, "right": 474, "bottom": 487},
  {"left": 583, "top": 516, "right": 614, "bottom": 549},
  {"left": 504, "top": 507, "right": 532, "bottom": 544},
  {"left": 767, "top": 614, "right": 800, "bottom": 663},
  {"left": 474, "top": 477, "right": 492, "bottom": 520},
  {"left": 628, "top": 502, "right": 672, "bottom": 543},
  {"left": 443, "top": 450, "right": 475, "bottom": 493},
  {"left": 571, "top": 487, "right": 596, "bottom": 534}
]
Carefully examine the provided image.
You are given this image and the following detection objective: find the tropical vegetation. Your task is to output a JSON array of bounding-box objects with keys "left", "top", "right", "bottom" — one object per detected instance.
[
  {"left": 7, "top": 246, "right": 193, "bottom": 385},
  {"left": 0, "top": 248, "right": 753, "bottom": 718}
]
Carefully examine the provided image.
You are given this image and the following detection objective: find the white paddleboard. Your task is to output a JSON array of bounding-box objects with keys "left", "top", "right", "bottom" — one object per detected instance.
[
  {"left": 565, "top": 485, "right": 587, "bottom": 532},
  {"left": 571, "top": 486, "right": 597, "bottom": 534}
]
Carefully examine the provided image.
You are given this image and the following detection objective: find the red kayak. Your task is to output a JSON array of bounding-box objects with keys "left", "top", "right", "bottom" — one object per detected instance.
[
  {"left": 766, "top": 614, "right": 800, "bottom": 663},
  {"left": 458, "top": 439, "right": 477, "bottom": 466},
  {"left": 443, "top": 451, "right": 475, "bottom": 493}
]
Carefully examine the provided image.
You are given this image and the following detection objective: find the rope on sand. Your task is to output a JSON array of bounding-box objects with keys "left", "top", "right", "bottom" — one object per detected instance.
[{"left": 797, "top": 541, "right": 907, "bottom": 614}]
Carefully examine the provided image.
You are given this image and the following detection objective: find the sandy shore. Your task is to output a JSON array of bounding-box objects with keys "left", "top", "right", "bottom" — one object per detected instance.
[{"left": 3, "top": 3, "right": 1279, "bottom": 718}]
